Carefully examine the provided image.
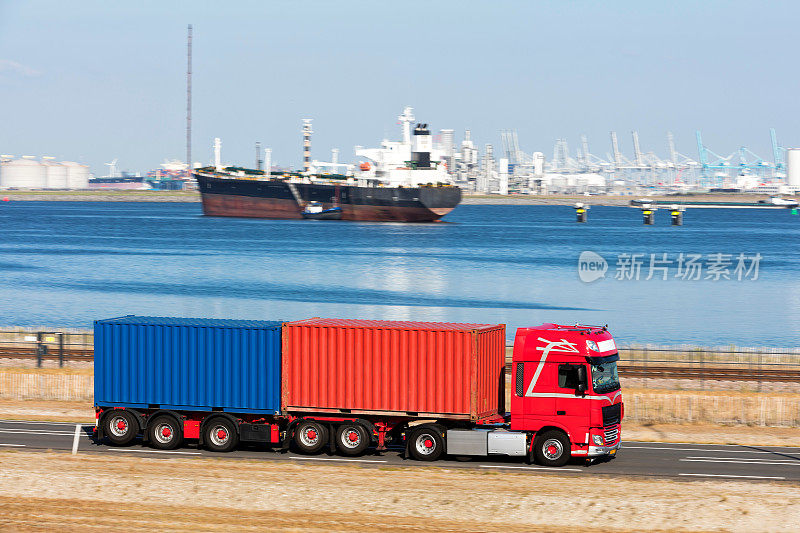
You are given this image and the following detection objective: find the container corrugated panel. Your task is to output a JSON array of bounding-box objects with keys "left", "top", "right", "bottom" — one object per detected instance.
[
  {"left": 94, "top": 316, "right": 283, "bottom": 413},
  {"left": 282, "top": 318, "right": 505, "bottom": 420}
]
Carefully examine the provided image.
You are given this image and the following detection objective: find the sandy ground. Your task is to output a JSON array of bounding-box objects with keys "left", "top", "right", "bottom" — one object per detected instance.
[
  {"left": 1, "top": 399, "right": 799, "bottom": 447},
  {"left": 0, "top": 450, "right": 799, "bottom": 532}
]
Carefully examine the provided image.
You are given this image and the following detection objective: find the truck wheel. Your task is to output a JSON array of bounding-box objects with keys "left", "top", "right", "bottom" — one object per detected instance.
[
  {"left": 335, "top": 423, "right": 370, "bottom": 456},
  {"left": 103, "top": 410, "right": 138, "bottom": 446},
  {"left": 293, "top": 420, "right": 327, "bottom": 454},
  {"left": 148, "top": 415, "right": 183, "bottom": 450},
  {"left": 408, "top": 426, "right": 444, "bottom": 461},
  {"left": 534, "top": 430, "right": 571, "bottom": 467},
  {"left": 204, "top": 418, "right": 239, "bottom": 453}
]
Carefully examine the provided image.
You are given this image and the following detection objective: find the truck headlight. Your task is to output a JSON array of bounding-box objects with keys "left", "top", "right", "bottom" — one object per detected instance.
[
  {"left": 586, "top": 340, "right": 599, "bottom": 351},
  {"left": 592, "top": 435, "right": 604, "bottom": 446}
]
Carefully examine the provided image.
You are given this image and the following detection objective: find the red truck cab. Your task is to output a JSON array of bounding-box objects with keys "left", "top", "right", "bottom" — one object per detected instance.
[{"left": 509, "top": 323, "right": 623, "bottom": 465}]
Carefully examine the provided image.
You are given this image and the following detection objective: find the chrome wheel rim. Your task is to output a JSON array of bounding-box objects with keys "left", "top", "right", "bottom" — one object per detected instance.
[
  {"left": 153, "top": 422, "right": 175, "bottom": 444},
  {"left": 414, "top": 433, "right": 437, "bottom": 456},
  {"left": 209, "top": 425, "right": 230, "bottom": 447},
  {"left": 542, "top": 438, "right": 564, "bottom": 460},
  {"left": 109, "top": 415, "right": 129, "bottom": 437},
  {"left": 297, "top": 425, "right": 320, "bottom": 448},
  {"left": 339, "top": 426, "right": 363, "bottom": 449}
]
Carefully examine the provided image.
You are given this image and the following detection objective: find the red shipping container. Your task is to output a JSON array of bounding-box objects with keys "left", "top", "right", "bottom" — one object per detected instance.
[{"left": 282, "top": 318, "right": 506, "bottom": 421}]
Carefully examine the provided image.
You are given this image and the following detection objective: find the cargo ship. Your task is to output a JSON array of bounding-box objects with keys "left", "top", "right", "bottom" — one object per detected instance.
[
  {"left": 195, "top": 171, "right": 460, "bottom": 222},
  {"left": 195, "top": 108, "right": 462, "bottom": 222}
]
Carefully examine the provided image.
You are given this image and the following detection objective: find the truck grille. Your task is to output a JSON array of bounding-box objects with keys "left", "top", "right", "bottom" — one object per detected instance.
[
  {"left": 604, "top": 426, "right": 619, "bottom": 444},
  {"left": 602, "top": 403, "right": 621, "bottom": 426}
]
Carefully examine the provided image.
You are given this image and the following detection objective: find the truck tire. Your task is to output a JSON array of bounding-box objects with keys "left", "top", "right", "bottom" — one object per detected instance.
[
  {"left": 204, "top": 418, "right": 239, "bottom": 453},
  {"left": 148, "top": 415, "right": 183, "bottom": 450},
  {"left": 335, "top": 423, "right": 370, "bottom": 456},
  {"left": 533, "top": 430, "right": 571, "bottom": 467},
  {"left": 103, "top": 410, "right": 138, "bottom": 446},
  {"left": 408, "top": 426, "right": 444, "bottom": 461},
  {"left": 293, "top": 420, "right": 327, "bottom": 454}
]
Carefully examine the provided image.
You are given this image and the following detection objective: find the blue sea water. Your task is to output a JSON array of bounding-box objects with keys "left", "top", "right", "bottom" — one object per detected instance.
[{"left": 1, "top": 201, "right": 798, "bottom": 346}]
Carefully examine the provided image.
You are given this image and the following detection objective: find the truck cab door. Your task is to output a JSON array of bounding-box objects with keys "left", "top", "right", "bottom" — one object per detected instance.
[
  {"left": 554, "top": 363, "right": 590, "bottom": 433},
  {"left": 511, "top": 359, "right": 556, "bottom": 430}
]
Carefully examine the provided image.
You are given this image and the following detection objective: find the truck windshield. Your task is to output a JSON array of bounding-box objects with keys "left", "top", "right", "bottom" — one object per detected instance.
[{"left": 591, "top": 362, "right": 620, "bottom": 393}]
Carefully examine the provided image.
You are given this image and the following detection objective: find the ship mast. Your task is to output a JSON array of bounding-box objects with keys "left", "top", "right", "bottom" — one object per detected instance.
[
  {"left": 398, "top": 106, "right": 415, "bottom": 146},
  {"left": 186, "top": 24, "right": 192, "bottom": 179},
  {"left": 302, "top": 119, "right": 313, "bottom": 173}
]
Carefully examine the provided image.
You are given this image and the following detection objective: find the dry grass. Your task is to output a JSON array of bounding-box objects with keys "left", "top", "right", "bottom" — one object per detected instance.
[
  {"left": 0, "top": 451, "right": 798, "bottom": 532},
  {"left": 622, "top": 387, "right": 800, "bottom": 427},
  {"left": 0, "top": 370, "right": 92, "bottom": 401},
  {"left": 0, "top": 367, "right": 92, "bottom": 376}
]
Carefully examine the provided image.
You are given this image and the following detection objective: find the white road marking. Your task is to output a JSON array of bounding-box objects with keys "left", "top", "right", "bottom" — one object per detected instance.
[
  {"left": 680, "top": 458, "right": 800, "bottom": 466},
  {"left": 0, "top": 420, "right": 83, "bottom": 426},
  {"left": 479, "top": 465, "right": 583, "bottom": 472},
  {"left": 71, "top": 424, "right": 81, "bottom": 455},
  {"left": 0, "top": 443, "right": 26, "bottom": 447},
  {"left": 685, "top": 455, "right": 800, "bottom": 462},
  {"left": 625, "top": 441, "right": 800, "bottom": 451},
  {"left": 679, "top": 473, "right": 785, "bottom": 480},
  {"left": 290, "top": 456, "right": 387, "bottom": 463},
  {"left": 0, "top": 429, "right": 87, "bottom": 437},
  {"left": 625, "top": 446, "right": 800, "bottom": 455},
  {"left": 104, "top": 448, "right": 202, "bottom": 455}
]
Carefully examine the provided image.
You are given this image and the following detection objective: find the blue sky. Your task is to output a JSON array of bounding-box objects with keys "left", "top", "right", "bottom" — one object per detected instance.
[{"left": 1, "top": 1, "right": 798, "bottom": 175}]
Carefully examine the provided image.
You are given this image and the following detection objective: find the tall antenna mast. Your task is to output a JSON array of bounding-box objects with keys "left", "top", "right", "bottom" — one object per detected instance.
[
  {"left": 186, "top": 24, "right": 192, "bottom": 178},
  {"left": 302, "top": 119, "right": 313, "bottom": 173}
]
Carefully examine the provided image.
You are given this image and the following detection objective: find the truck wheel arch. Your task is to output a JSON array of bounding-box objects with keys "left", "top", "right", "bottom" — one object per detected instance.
[{"left": 533, "top": 425, "right": 573, "bottom": 446}]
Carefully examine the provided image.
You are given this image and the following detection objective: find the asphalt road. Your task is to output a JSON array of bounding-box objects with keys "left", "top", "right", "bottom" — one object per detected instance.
[{"left": 2, "top": 419, "right": 799, "bottom": 483}]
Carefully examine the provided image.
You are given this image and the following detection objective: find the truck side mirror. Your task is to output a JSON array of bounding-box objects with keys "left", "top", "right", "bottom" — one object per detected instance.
[{"left": 576, "top": 366, "right": 588, "bottom": 394}]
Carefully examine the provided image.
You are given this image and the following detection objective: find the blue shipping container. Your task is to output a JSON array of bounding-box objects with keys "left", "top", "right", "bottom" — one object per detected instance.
[{"left": 94, "top": 316, "right": 283, "bottom": 414}]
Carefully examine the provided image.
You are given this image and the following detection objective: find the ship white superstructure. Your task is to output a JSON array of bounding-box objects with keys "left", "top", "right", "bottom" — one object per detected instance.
[{"left": 355, "top": 106, "right": 450, "bottom": 187}]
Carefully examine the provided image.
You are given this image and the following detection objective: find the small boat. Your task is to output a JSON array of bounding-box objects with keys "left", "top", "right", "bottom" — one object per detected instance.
[
  {"left": 759, "top": 196, "right": 799, "bottom": 207},
  {"left": 302, "top": 201, "right": 343, "bottom": 220},
  {"left": 630, "top": 196, "right": 799, "bottom": 209}
]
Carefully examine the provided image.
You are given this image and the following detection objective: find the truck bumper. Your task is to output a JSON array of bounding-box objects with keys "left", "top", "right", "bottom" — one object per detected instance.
[{"left": 587, "top": 441, "right": 621, "bottom": 457}]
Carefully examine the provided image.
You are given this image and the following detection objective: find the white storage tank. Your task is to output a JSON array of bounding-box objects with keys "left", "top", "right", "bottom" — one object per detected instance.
[
  {"left": 0, "top": 157, "right": 46, "bottom": 188},
  {"left": 62, "top": 161, "right": 89, "bottom": 189},
  {"left": 786, "top": 148, "right": 800, "bottom": 187},
  {"left": 42, "top": 160, "right": 68, "bottom": 189}
]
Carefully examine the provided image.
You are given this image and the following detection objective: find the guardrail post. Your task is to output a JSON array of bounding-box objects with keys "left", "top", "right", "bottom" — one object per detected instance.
[
  {"left": 643, "top": 345, "right": 648, "bottom": 389},
  {"left": 36, "top": 332, "right": 43, "bottom": 368},
  {"left": 699, "top": 346, "right": 705, "bottom": 391},
  {"left": 58, "top": 333, "right": 64, "bottom": 368},
  {"left": 758, "top": 351, "right": 762, "bottom": 392}
]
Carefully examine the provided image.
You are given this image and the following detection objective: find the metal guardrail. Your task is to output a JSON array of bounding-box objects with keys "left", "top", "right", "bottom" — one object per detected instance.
[{"left": 0, "top": 330, "right": 93, "bottom": 367}]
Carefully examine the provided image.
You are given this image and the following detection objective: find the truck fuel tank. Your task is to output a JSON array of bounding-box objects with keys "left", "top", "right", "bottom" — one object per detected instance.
[{"left": 446, "top": 429, "right": 527, "bottom": 457}]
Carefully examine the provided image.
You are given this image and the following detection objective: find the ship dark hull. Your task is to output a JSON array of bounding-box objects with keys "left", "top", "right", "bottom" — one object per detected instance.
[{"left": 195, "top": 173, "right": 461, "bottom": 222}]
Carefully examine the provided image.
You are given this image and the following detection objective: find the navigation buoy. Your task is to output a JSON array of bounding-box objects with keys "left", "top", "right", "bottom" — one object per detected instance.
[
  {"left": 640, "top": 204, "right": 656, "bottom": 225},
  {"left": 2, "top": 197, "right": 8, "bottom": 202},
  {"left": 669, "top": 204, "right": 685, "bottom": 226},
  {"left": 574, "top": 202, "right": 588, "bottom": 223}
]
